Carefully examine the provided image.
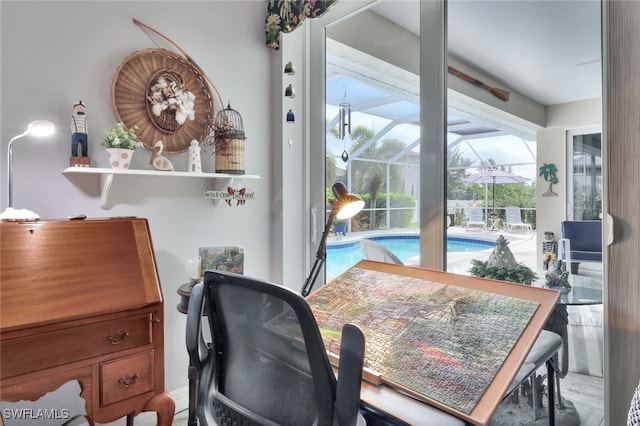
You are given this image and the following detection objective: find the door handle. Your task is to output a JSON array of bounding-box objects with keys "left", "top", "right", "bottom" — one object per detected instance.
[
  {"left": 311, "top": 207, "right": 317, "bottom": 244},
  {"left": 605, "top": 213, "right": 614, "bottom": 246}
]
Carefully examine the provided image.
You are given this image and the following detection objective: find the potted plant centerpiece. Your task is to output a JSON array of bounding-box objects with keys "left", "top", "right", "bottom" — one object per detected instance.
[
  {"left": 469, "top": 235, "right": 538, "bottom": 284},
  {"left": 102, "top": 122, "right": 142, "bottom": 169}
]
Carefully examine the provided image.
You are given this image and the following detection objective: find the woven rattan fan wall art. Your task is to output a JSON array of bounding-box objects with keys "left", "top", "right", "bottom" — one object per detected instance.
[{"left": 111, "top": 48, "right": 215, "bottom": 153}]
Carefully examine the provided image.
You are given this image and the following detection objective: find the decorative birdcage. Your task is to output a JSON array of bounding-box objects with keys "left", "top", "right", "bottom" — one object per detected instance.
[{"left": 208, "top": 102, "right": 246, "bottom": 174}]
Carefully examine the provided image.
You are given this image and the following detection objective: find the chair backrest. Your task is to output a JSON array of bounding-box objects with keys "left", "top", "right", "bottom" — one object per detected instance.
[
  {"left": 188, "top": 270, "right": 364, "bottom": 426},
  {"left": 561, "top": 220, "right": 603, "bottom": 252},
  {"left": 468, "top": 207, "right": 484, "bottom": 221},
  {"left": 359, "top": 239, "right": 403, "bottom": 264},
  {"left": 505, "top": 206, "right": 524, "bottom": 223},
  {"left": 628, "top": 381, "right": 640, "bottom": 425}
]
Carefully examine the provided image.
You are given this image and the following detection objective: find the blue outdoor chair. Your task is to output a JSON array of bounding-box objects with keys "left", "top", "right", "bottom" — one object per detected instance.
[{"left": 558, "top": 220, "right": 603, "bottom": 274}]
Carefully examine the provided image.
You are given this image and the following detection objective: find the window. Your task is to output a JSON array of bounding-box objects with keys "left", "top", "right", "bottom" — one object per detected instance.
[{"left": 568, "top": 128, "right": 602, "bottom": 220}]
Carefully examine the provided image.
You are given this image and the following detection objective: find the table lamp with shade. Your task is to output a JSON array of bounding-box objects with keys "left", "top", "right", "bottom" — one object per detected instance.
[
  {"left": 301, "top": 182, "right": 365, "bottom": 297},
  {"left": 1, "top": 120, "right": 56, "bottom": 221}
]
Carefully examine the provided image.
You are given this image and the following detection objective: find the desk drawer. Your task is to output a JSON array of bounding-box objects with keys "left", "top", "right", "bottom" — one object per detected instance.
[
  {"left": 1, "top": 313, "right": 152, "bottom": 378},
  {"left": 100, "top": 351, "right": 155, "bottom": 406}
]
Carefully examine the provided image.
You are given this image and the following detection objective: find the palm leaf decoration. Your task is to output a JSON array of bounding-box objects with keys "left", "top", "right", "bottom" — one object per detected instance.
[{"left": 539, "top": 163, "right": 559, "bottom": 196}]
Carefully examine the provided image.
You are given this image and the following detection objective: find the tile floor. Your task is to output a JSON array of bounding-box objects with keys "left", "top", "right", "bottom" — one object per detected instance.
[{"left": 563, "top": 372, "right": 605, "bottom": 426}]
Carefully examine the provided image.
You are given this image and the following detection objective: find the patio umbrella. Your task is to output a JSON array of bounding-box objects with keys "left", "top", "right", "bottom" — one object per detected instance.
[{"left": 464, "top": 169, "right": 530, "bottom": 212}]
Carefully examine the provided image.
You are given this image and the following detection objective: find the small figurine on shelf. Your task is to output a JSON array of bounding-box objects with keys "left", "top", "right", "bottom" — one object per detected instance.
[
  {"left": 150, "top": 140, "right": 174, "bottom": 171},
  {"left": 70, "top": 101, "right": 90, "bottom": 167},
  {"left": 187, "top": 139, "right": 202, "bottom": 172}
]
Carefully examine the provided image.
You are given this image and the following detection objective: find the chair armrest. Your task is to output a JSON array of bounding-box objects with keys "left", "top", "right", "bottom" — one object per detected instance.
[
  {"left": 186, "top": 282, "right": 208, "bottom": 372},
  {"left": 334, "top": 323, "right": 365, "bottom": 426},
  {"left": 557, "top": 238, "right": 571, "bottom": 261}
]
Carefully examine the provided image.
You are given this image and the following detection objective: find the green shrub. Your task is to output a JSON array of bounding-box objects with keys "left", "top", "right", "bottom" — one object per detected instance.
[
  {"left": 358, "top": 192, "right": 416, "bottom": 229},
  {"left": 468, "top": 259, "right": 538, "bottom": 285},
  {"left": 325, "top": 188, "right": 416, "bottom": 230}
]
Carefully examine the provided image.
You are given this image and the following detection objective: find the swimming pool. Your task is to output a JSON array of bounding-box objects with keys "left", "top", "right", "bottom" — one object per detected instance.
[{"left": 326, "top": 235, "right": 493, "bottom": 280}]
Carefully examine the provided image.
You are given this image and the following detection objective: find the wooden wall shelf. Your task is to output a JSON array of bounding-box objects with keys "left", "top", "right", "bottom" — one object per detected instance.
[{"left": 62, "top": 167, "right": 260, "bottom": 210}]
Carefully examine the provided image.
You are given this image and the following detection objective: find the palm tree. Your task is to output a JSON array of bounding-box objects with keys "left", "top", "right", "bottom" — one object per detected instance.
[
  {"left": 447, "top": 146, "right": 474, "bottom": 199},
  {"left": 347, "top": 125, "right": 376, "bottom": 192},
  {"left": 347, "top": 126, "right": 405, "bottom": 193},
  {"left": 539, "top": 163, "right": 559, "bottom": 197},
  {"left": 367, "top": 172, "right": 384, "bottom": 230},
  {"left": 326, "top": 123, "right": 409, "bottom": 229},
  {"left": 376, "top": 138, "right": 407, "bottom": 193}
]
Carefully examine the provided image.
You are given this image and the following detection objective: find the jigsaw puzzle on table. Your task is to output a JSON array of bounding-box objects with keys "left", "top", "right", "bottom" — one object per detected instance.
[{"left": 305, "top": 260, "right": 560, "bottom": 425}]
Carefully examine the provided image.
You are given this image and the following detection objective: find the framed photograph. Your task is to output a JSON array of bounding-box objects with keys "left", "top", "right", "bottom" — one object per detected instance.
[{"left": 199, "top": 246, "right": 244, "bottom": 279}]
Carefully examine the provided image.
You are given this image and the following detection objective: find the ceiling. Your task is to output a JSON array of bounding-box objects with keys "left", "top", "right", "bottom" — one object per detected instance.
[{"left": 372, "top": 0, "right": 602, "bottom": 106}]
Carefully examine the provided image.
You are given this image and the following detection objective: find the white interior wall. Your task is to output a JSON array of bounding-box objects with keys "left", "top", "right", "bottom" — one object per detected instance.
[
  {"left": 0, "top": 0, "right": 273, "bottom": 400},
  {"left": 269, "top": 29, "right": 309, "bottom": 291},
  {"left": 535, "top": 127, "right": 567, "bottom": 255},
  {"left": 535, "top": 97, "right": 602, "bottom": 266},
  {"left": 547, "top": 97, "right": 602, "bottom": 129}
]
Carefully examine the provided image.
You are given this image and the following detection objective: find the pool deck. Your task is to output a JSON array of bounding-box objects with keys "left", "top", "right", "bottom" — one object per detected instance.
[
  {"left": 448, "top": 226, "right": 538, "bottom": 274},
  {"left": 328, "top": 225, "right": 539, "bottom": 276}
]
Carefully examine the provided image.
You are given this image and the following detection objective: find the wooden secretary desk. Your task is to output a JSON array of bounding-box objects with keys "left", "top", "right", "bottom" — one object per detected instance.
[{"left": 0, "top": 218, "right": 174, "bottom": 425}]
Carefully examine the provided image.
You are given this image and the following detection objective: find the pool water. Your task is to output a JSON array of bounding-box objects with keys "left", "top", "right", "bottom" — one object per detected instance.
[{"left": 326, "top": 235, "right": 493, "bottom": 280}]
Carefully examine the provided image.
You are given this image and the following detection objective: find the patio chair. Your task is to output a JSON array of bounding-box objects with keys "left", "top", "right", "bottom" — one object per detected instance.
[
  {"left": 359, "top": 239, "right": 403, "bottom": 264},
  {"left": 558, "top": 220, "right": 602, "bottom": 274},
  {"left": 465, "top": 207, "right": 486, "bottom": 231},
  {"left": 504, "top": 206, "right": 532, "bottom": 233}
]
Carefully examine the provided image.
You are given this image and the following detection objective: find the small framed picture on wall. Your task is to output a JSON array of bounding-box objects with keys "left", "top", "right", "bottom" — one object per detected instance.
[{"left": 199, "top": 246, "right": 245, "bottom": 279}]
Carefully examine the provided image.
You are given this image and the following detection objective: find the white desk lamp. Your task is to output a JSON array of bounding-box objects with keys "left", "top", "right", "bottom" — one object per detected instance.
[{"left": 1, "top": 120, "right": 56, "bottom": 221}]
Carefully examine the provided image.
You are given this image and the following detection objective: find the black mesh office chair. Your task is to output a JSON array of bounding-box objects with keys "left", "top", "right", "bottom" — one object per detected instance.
[{"left": 186, "top": 270, "right": 366, "bottom": 426}]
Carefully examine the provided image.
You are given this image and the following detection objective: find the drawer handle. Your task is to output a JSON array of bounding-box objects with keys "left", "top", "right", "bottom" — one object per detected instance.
[
  {"left": 118, "top": 373, "right": 140, "bottom": 388},
  {"left": 107, "top": 331, "right": 130, "bottom": 344}
]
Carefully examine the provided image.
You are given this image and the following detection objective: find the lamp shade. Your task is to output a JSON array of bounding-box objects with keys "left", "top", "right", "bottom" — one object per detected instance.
[
  {"left": 332, "top": 182, "right": 364, "bottom": 219},
  {"left": 26, "top": 120, "right": 55, "bottom": 137}
]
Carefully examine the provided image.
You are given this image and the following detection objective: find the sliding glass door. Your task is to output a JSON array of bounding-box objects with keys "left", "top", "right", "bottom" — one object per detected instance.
[
  {"left": 568, "top": 128, "right": 602, "bottom": 220},
  {"left": 322, "top": 0, "right": 422, "bottom": 280},
  {"left": 312, "top": 0, "right": 447, "bottom": 281}
]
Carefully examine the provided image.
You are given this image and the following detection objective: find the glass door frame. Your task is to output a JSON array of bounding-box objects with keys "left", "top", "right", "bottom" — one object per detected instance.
[
  {"left": 566, "top": 125, "right": 603, "bottom": 221},
  {"left": 307, "top": 0, "right": 448, "bottom": 288}
]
